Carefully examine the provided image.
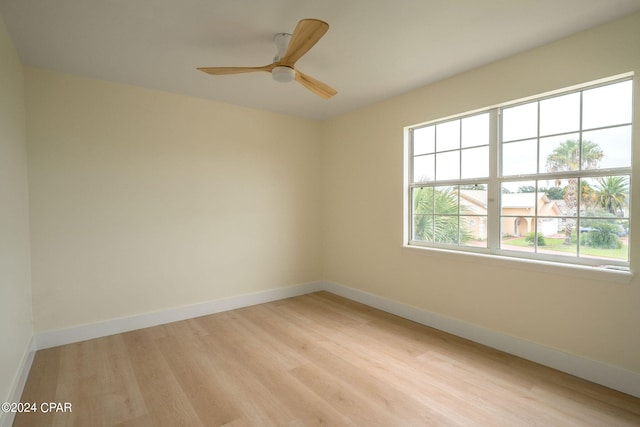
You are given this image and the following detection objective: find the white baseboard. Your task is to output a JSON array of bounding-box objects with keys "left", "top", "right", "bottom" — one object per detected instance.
[
  {"left": 0, "top": 336, "right": 36, "bottom": 427},
  {"left": 30, "top": 279, "right": 640, "bottom": 399},
  {"left": 36, "top": 281, "right": 324, "bottom": 350},
  {"left": 322, "top": 280, "right": 640, "bottom": 398}
]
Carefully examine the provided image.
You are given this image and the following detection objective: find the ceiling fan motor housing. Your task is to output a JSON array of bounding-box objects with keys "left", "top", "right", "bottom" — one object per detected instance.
[
  {"left": 273, "top": 32, "right": 292, "bottom": 61},
  {"left": 272, "top": 33, "right": 295, "bottom": 83},
  {"left": 272, "top": 66, "right": 295, "bottom": 83}
]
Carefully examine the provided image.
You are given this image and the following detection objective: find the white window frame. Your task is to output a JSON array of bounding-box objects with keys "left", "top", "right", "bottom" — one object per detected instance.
[{"left": 404, "top": 74, "right": 633, "bottom": 274}]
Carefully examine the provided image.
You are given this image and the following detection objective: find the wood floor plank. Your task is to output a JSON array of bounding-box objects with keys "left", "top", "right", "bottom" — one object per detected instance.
[
  {"left": 63, "top": 335, "right": 146, "bottom": 427},
  {"left": 256, "top": 301, "right": 501, "bottom": 426},
  {"left": 195, "top": 309, "right": 356, "bottom": 426},
  {"left": 154, "top": 333, "right": 242, "bottom": 426},
  {"left": 14, "top": 291, "right": 640, "bottom": 426},
  {"left": 121, "top": 331, "right": 202, "bottom": 427},
  {"left": 236, "top": 304, "right": 446, "bottom": 425},
  {"left": 13, "top": 348, "right": 59, "bottom": 427}
]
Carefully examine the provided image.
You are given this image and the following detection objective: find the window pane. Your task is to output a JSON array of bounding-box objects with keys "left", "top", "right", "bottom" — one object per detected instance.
[
  {"left": 500, "top": 216, "right": 535, "bottom": 252},
  {"left": 544, "top": 177, "right": 579, "bottom": 247},
  {"left": 436, "top": 151, "right": 460, "bottom": 181},
  {"left": 414, "top": 126, "right": 435, "bottom": 155},
  {"left": 413, "top": 187, "right": 434, "bottom": 242},
  {"left": 538, "top": 180, "right": 565, "bottom": 204},
  {"left": 581, "top": 126, "right": 632, "bottom": 170},
  {"left": 436, "top": 120, "right": 460, "bottom": 151},
  {"left": 502, "top": 102, "right": 538, "bottom": 142},
  {"left": 502, "top": 139, "right": 537, "bottom": 176},
  {"left": 459, "top": 184, "right": 488, "bottom": 215},
  {"left": 580, "top": 176, "right": 630, "bottom": 218},
  {"left": 461, "top": 215, "right": 488, "bottom": 247},
  {"left": 501, "top": 180, "right": 537, "bottom": 251},
  {"left": 553, "top": 177, "right": 579, "bottom": 216},
  {"left": 433, "top": 215, "right": 460, "bottom": 244},
  {"left": 459, "top": 185, "right": 489, "bottom": 244},
  {"left": 413, "top": 154, "right": 435, "bottom": 183},
  {"left": 582, "top": 80, "right": 633, "bottom": 129},
  {"left": 536, "top": 217, "right": 563, "bottom": 238},
  {"left": 539, "top": 134, "right": 580, "bottom": 173},
  {"left": 536, "top": 218, "right": 577, "bottom": 257},
  {"left": 434, "top": 186, "right": 458, "bottom": 215},
  {"left": 412, "top": 214, "right": 433, "bottom": 242},
  {"left": 413, "top": 187, "right": 434, "bottom": 214},
  {"left": 539, "top": 92, "right": 580, "bottom": 136},
  {"left": 501, "top": 181, "right": 536, "bottom": 218},
  {"left": 533, "top": 181, "right": 576, "bottom": 254},
  {"left": 461, "top": 146, "right": 489, "bottom": 179},
  {"left": 461, "top": 113, "right": 490, "bottom": 148},
  {"left": 579, "top": 219, "right": 629, "bottom": 262}
]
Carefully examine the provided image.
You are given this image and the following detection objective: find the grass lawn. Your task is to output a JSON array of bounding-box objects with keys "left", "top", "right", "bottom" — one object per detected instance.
[{"left": 504, "top": 236, "right": 628, "bottom": 260}]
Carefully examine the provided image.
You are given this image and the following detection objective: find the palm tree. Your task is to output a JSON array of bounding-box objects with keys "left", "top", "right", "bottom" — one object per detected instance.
[
  {"left": 545, "top": 139, "right": 603, "bottom": 243},
  {"left": 580, "top": 180, "right": 596, "bottom": 210},
  {"left": 545, "top": 139, "right": 604, "bottom": 172},
  {"left": 413, "top": 187, "right": 472, "bottom": 244},
  {"left": 595, "top": 176, "right": 628, "bottom": 216}
]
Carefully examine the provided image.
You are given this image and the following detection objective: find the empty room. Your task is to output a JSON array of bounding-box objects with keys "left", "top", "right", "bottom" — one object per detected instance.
[{"left": 1, "top": 1, "right": 640, "bottom": 426}]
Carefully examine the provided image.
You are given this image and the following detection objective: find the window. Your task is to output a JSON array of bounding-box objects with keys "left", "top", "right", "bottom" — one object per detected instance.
[
  {"left": 411, "top": 112, "right": 492, "bottom": 248},
  {"left": 407, "top": 76, "right": 633, "bottom": 270}
]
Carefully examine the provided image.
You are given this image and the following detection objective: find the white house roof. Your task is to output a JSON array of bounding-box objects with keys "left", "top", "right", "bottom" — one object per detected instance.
[{"left": 501, "top": 193, "right": 537, "bottom": 208}]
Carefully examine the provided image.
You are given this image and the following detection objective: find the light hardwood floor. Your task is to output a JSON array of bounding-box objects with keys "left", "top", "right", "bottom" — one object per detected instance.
[{"left": 14, "top": 292, "right": 640, "bottom": 426}]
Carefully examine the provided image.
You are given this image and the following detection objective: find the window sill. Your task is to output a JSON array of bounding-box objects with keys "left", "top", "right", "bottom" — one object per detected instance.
[{"left": 401, "top": 244, "right": 634, "bottom": 284}]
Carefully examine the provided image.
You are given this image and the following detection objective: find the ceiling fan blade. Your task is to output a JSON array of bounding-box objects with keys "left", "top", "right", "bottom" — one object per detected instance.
[
  {"left": 295, "top": 70, "right": 337, "bottom": 99},
  {"left": 279, "top": 19, "right": 329, "bottom": 67},
  {"left": 198, "top": 64, "right": 274, "bottom": 75}
]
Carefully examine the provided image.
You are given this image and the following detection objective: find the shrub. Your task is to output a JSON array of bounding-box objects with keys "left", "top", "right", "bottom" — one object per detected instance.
[
  {"left": 582, "top": 222, "right": 623, "bottom": 249},
  {"left": 525, "top": 232, "right": 546, "bottom": 246}
]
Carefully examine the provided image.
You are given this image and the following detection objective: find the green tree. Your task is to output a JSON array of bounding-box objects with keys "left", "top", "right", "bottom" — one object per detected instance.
[
  {"left": 580, "top": 180, "right": 596, "bottom": 210},
  {"left": 545, "top": 139, "right": 604, "bottom": 243},
  {"left": 545, "top": 139, "right": 604, "bottom": 172},
  {"left": 413, "top": 187, "right": 472, "bottom": 244},
  {"left": 542, "top": 186, "right": 564, "bottom": 200},
  {"left": 518, "top": 186, "right": 565, "bottom": 200},
  {"left": 594, "top": 176, "right": 628, "bottom": 216},
  {"left": 518, "top": 185, "right": 536, "bottom": 193}
]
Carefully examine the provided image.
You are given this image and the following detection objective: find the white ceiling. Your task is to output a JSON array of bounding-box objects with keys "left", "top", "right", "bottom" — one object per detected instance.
[{"left": 2, "top": 0, "right": 640, "bottom": 120}]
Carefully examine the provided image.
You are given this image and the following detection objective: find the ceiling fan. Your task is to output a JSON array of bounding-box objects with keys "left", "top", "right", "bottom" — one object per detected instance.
[{"left": 198, "top": 19, "right": 337, "bottom": 99}]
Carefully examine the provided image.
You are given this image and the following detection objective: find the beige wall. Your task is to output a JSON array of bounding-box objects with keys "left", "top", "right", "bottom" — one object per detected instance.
[
  {"left": 0, "top": 17, "right": 33, "bottom": 403},
  {"left": 26, "top": 68, "right": 323, "bottom": 331},
  {"left": 322, "top": 13, "right": 640, "bottom": 372}
]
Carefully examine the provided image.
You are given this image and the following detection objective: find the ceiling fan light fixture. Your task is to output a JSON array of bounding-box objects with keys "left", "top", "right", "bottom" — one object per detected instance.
[{"left": 272, "top": 66, "right": 295, "bottom": 83}]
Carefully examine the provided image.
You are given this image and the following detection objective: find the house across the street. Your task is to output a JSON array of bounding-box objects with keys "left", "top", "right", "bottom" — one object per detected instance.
[{"left": 459, "top": 189, "right": 562, "bottom": 240}]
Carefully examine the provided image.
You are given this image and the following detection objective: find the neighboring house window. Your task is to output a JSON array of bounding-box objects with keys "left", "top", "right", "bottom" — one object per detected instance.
[{"left": 407, "top": 76, "right": 633, "bottom": 270}]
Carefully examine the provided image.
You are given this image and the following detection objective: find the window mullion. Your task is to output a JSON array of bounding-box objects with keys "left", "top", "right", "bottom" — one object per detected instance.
[{"left": 487, "top": 108, "right": 501, "bottom": 252}]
